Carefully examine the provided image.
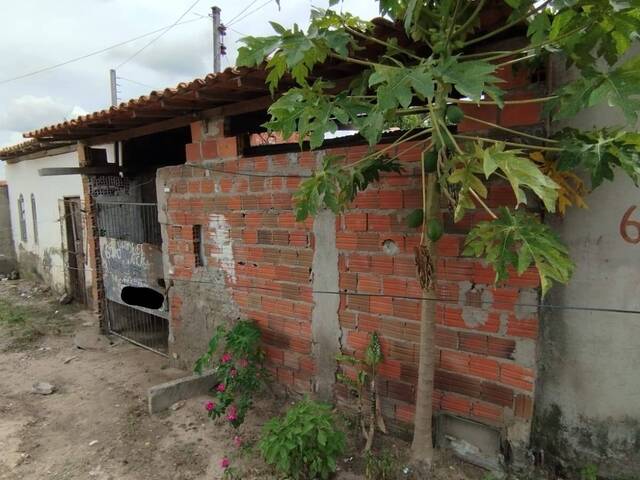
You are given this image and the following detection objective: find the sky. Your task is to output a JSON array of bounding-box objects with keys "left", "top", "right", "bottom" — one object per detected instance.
[{"left": 0, "top": 0, "right": 380, "bottom": 179}]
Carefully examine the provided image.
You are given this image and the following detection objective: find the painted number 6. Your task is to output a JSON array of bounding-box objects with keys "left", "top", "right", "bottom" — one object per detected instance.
[{"left": 620, "top": 206, "right": 640, "bottom": 244}]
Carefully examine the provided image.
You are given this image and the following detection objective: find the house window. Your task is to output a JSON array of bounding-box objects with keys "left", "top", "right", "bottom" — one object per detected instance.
[
  {"left": 31, "top": 194, "right": 38, "bottom": 244},
  {"left": 17, "top": 194, "right": 27, "bottom": 242}
]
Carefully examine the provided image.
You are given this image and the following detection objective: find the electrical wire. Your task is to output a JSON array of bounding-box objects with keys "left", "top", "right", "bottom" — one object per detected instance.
[
  {"left": 227, "top": 0, "right": 275, "bottom": 27},
  {"left": 226, "top": 0, "right": 262, "bottom": 26},
  {"left": 46, "top": 259, "right": 640, "bottom": 317},
  {"left": 117, "top": 76, "right": 157, "bottom": 90},
  {"left": 227, "top": 26, "right": 249, "bottom": 37},
  {"left": 116, "top": 0, "right": 203, "bottom": 69},
  {"left": 0, "top": 16, "right": 207, "bottom": 86}
]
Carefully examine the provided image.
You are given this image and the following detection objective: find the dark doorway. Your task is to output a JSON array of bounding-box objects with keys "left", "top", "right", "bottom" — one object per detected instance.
[{"left": 64, "top": 197, "right": 86, "bottom": 304}]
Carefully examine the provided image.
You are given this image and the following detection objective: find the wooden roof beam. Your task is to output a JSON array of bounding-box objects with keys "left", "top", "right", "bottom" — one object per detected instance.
[{"left": 85, "top": 95, "right": 274, "bottom": 146}]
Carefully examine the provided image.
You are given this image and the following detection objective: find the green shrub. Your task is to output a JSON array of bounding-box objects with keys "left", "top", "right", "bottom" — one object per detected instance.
[
  {"left": 259, "top": 399, "right": 346, "bottom": 480},
  {"left": 194, "top": 320, "right": 266, "bottom": 428}
]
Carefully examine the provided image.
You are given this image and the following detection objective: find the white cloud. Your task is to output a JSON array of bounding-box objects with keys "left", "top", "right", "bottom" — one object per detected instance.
[
  {"left": 107, "top": 26, "right": 210, "bottom": 77},
  {"left": 0, "top": 0, "right": 380, "bottom": 145},
  {"left": 0, "top": 95, "right": 86, "bottom": 133}
]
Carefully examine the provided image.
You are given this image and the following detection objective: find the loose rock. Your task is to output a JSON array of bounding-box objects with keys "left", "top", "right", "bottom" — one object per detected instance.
[{"left": 32, "top": 382, "right": 56, "bottom": 395}]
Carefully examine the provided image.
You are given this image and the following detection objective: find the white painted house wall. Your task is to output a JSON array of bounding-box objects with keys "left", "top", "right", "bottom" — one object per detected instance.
[{"left": 5, "top": 150, "right": 83, "bottom": 292}]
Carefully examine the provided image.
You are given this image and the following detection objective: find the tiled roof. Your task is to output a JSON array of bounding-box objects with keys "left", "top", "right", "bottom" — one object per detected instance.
[
  {"left": 24, "top": 66, "right": 279, "bottom": 141},
  {"left": 0, "top": 66, "right": 280, "bottom": 159},
  {"left": 0, "top": 139, "right": 75, "bottom": 161}
]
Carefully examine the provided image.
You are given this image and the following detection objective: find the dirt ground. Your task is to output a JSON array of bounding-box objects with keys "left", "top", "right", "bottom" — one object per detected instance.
[{"left": 0, "top": 279, "right": 487, "bottom": 480}]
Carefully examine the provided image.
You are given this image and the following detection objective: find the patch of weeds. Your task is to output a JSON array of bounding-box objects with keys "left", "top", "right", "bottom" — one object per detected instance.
[
  {"left": 580, "top": 464, "right": 598, "bottom": 480},
  {"left": 0, "top": 298, "right": 76, "bottom": 350},
  {"left": 0, "top": 299, "right": 27, "bottom": 324},
  {"left": 365, "top": 450, "right": 398, "bottom": 480}
]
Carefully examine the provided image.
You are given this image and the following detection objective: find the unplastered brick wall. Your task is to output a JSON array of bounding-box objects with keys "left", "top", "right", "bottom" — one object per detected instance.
[{"left": 157, "top": 60, "right": 544, "bottom": 450}]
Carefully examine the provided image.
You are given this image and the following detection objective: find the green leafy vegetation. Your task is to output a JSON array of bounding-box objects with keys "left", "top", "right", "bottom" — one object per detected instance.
[
  {"left": 337, "top": 332, "right": 387, "bottom": 452},
  {"left": 194, "top": 320, "right": 266, "bottom": 428},
  {"left": 464, "top": 208, "right": 573, "bottom": 295},
  {"left": 259, "top": 398, "right": 346, "bottom": 480},
  {"left": 580, "top": 464, "right": 598, "bottom": 480},
  {"left": 557, "top": 128, "right": 640, "bottom": 188},
  {"left": 0, "top": 299, "right": 27, "bottom": 325},
  {"left": 293, "top": 153, "right": 402, "bottom": 221}
]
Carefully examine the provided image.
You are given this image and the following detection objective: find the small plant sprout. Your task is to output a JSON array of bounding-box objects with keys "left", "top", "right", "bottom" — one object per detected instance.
[{"left": 337, "top": 331, "right": 387, "bottom": 452}]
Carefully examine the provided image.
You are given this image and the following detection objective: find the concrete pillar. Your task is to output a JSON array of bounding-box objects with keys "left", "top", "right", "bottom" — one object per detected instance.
[{"left": 311, "top": 209, "right": 341, "bottom": 401}]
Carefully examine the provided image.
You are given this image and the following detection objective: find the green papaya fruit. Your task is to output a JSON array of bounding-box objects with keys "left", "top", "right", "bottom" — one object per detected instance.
[
  {"left": 406, "top": 209, "right": 424, "bottom": 228},
  {"left": 446, "top": 105, "right": 465, "bottom": 124},
  {"left": 422, "top": 149, "right": 438, "bottom": 174},
  {"left": 426, "top": 218, "right": 444, "bottom": 242}
]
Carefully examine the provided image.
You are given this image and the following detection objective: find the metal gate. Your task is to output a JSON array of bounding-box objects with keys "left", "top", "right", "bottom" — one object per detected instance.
[
  {"left": 96, "top": 200, "right": 168, "bottom": 356},
  {"left": 104, "top": 299, "right": 169, "bottom": 355}
]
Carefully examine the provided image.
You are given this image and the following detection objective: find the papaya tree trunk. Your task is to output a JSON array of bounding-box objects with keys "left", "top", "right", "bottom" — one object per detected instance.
[{"left": 411, "top": 173, "right": 439, "bottom": 467}]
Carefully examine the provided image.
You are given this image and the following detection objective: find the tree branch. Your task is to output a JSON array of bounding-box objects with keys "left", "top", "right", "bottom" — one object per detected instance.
[
  {"left": 344, "top": 128, "right": 433, "bottom": 169},
  {"left": 345, "top": 26, "right": 424, "bottom": 63},
  {"left": 461, "top": 114, "right": 559, "bottom": 143},
  {"left": 447, "top": 96, "right": 557, "bottom": 105},
  {"left": 462, "top": 0, "right": 553, "bottom": 48},
  {"left": 455, "top": 134, "right": 562, "bottom": 151},
  {"left": 452, "top": 0, "right": 487, "bottom": 40},
  {"left": 470, "top": 187, "right": 498, "bottom": 220},
  {"left": 327, "top": 52, "right": 389, "bottom": 69}
]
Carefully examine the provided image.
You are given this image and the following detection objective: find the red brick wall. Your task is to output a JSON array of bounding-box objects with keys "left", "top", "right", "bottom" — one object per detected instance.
[{"left": 158, "top": 62, "right": 543, "bottom": 441}]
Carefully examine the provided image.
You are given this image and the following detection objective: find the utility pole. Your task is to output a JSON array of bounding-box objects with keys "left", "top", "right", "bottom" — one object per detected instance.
[
  {"left": 109, "top": 69, "right": 120, "bottom": 168},
  {"left": 211, "top": 6, "right": 221, "bottom": 73},
  {"left": 109, "top": 69, "right": 118, "bottom": 106}
]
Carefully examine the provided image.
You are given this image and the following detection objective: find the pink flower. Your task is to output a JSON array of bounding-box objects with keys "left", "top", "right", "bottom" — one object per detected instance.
[
  {"left": 237, "top": 358, "right": 248, "bottom": 368},
  {"left": 205, "top": 401, "right": 215, "bottom": 412},
  {"left": 233, "top": 435, "right": 242, "bottom": 448},
  {"left": 229, "top": 368, "right": 238, "bottom": 378},
  {"left": 221, "top": 353, "right": 232, "bottom": 363},
  {"left": 220, "top": 457, "right": 230, "bottom": 469},
  {"left": 216, "top": 383, "right": 226, "bottom": 393},
  {"left": 226, "top": 405, "right": 238, "bottom": 422}
]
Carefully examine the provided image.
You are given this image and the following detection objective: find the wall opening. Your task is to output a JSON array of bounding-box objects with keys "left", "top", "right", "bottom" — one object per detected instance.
[
  {"left": 30, "top": 194, "right": 38, "bottom": 244},
  {"left": 193, "top": 225, "right": 204, "bottom": 267},
  {"left": 121, "top": 286, "right": 165, "bottom": 310},
  {"left": 17, "top": 194, "right": 27, "bottom": 242}
]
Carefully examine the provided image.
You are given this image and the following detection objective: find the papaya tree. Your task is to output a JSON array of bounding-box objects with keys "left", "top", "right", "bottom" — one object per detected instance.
[{"left": 236, "top": 0, "right": 640, "bottom": 470}]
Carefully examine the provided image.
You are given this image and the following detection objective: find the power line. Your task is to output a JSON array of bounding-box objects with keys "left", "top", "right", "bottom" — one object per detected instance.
[
  {"left": 167, "top": 279, "right": 640, "bottom": 317},
  {"left": 227, "top": 26, "right": 249, "bottom": 37},
  {"left": 227, "top": 0, "right": 275, "bottom": 27},
  {"left": 40, "top": 261, "right": 640, "bottom": 317},
  {"left": 116, "top": 0, "right": 203, "bottom": 69},
  {"left": 0, "top": 16, "right": 207, "bottom": 86},
  {"left": 117, "top": 76, "right": 157, "bottom": 90},
  {"left": 226, "top": 0, "right": 261, "bottom": 25}
]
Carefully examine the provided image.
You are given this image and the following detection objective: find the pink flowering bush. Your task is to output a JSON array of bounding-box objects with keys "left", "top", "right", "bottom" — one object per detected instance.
[{"left": 195, "top": 320, "right": 266, "bottom": 428}]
